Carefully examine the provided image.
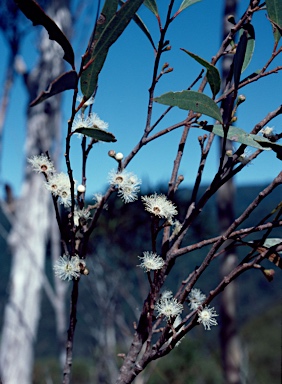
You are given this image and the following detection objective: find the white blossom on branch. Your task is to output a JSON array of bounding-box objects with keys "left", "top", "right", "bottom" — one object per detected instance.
[
  {"left": 188, "top": 288, "right": 206, "bottom": 310},
  {"left": 53, "top": 255, "right": 83, "bottom": 281},
  {"left": 197, "top": 306, "right": 218, "bottom": 330},
  {"left": 28, "top": 154, "right": 55, "bottom": 175},
  {"left": 155, "top": 295, "right": 183, "bottom": 322},
  {"left": 141, "top": 193, "right": 178, "bottom": 220},
  {"left": 137, "top": 251, "right": 165, "bottom": 272}
]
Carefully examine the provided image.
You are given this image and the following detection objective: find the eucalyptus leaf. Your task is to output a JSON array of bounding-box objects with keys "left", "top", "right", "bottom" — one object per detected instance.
[
  {"left": 154, "top": 91, "right": 222, "bottom": 122},
  {"left": 119, "top": 0, "right": 156, "bottom": 49},
  {"left": 181, "top": 49, "right": 221, "bottom": 97},
  {"left": 178, "top": 0, "right": 202, "bottom": 13},
  {"left": 233, "top": 31, "right": 248, "bottom": 88},
  {"left": 266, "top": 0, "right": 282, "bottom": 42},
  {"left": 74, "top": 127, "right": 117, "bottom": 142},
  {"left": 263, "top": 238, "right": 282, "bottom": 252},
  {"left": 254, "top": 137, "right": 282, "bottom": 160},
  {"left": 143, "top": 0, "right": 158, "bottom": 17},
  {"left": 81, "top": 0, "right": 144, "bottom": 100},
  {"left": 201, "top": 125, "right": 272, "bottom": 150},
  {"left": 30, "top": 71, "right": 78, "bottom": 107},
  {"left": 14, "top": 0, "right": 75, "bottom": 68},
  {"left": 240, "top": 24, "right": 255, "bottom": 73}
]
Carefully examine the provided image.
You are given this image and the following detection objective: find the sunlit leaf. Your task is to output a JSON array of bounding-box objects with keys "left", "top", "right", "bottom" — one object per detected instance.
[
  {"left": 143, "top": 0, "right": 158, "bottom": 17},
  {"left": 200, "top": 125, "right": 273, "bottom": 150},
  {"left": 30, "top": 71, "right": 78, "bottom": 107},
  {"left": 266, "top": 0, "right": 282, "bottom": 42},
  {"left": 74, "top": 127, "right": 117, "bottom": 142},
  {"left": 81, "top": 0, "right": 144, "bottom": 100},
  {"left": 240, "top": 24, "right": 255, "bottom": 73},
  {"left": 181, "top": 49, "right": 221, "bottom": 98},
  {"left": 233, "top": 30, "right": 247, "bottom": 88},
  {"left": 154, "top": 91, "right": 222, "bottom": 122},
  {"left": 178, "top": 0, "right": 202, "bottom": 13},
  {"left": 14, "top": 0, "right": 75, "bottom": 68}
]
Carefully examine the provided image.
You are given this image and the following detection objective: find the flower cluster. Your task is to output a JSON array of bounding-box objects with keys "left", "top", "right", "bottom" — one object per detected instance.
[
  {"left": 137, "top": 251, "right": 165, "bottom": 272},
  {"left": 28, "top": 154, "right": 77, "bottom": 208},
  {"left": 45, "top": 172, "right": 76, "bottom": 208},
  {"left": 155, "top": 293, "right": 183, "bottom": 322},
  {"left": 53, "top": 255, "right": 85, "bottom": 281},
  {"left": 141, "top": 193, "right": 177, "bottom": 220},
  {"left": 108, "top": 169, "right": 141, "bottom": 203}
]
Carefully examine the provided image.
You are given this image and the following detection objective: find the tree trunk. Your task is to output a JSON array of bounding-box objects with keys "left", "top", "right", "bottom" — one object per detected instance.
[
  {"left": 0, "top": 1, "right": 71, "bottom": 382},
  {"left": 217, "top": 1, "right": 242, "bottom": 383}
]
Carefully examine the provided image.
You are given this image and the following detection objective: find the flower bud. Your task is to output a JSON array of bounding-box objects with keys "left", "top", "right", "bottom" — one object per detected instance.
[
  {"left": 77, "top": 185, "right": 86, "bottom": 193},
  {"left": 108, "top": 150, "right": 116, "bottom": 158},
  {"left": 162, "top": 62, "right": 169, "bottom": 70},
  {"left": 115, "top": 152, "right": 124, "bottom": 161}
]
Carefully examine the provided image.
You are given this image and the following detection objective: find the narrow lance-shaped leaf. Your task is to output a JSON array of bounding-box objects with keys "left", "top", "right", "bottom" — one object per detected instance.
[
  {"left": 240, "top": 24, "right": 255, "bottom": 73},
  {"left": 233, "top": 30, "right": 248, "bottom": 88},
  {"left": 85, "top": 0, "right": 119, "bottom": 55},
  {"left": 14, "top": 0, "right": 75, "bottom": 68},
  {"left": 30, "top": 71, "right": 78, "bottom": 107},
  {"left": 154, "top": 91, "right": 223, "bottom": 123},
  {"left": 73, "top": 127, "right": 117, "bottom": 142},
  {"left": 143, "top": 0, "right": 158, "bottom": 17},
  {"left": 181, "top": 48, "right": 221, "bottom": 98},
  {"left": 81, "top": 0, "right": 145, "bottom": 100},
  {"left": 199, "top": 124, "right": 273, "bottom": 150},
  {"left": 178, "top": 0, "right": 202, "bottom": 13},
  {"left": 119, "top": 0, "right": 156, "bottom": 50},
  {"left": 266, "top": 0, "right": 282, "bottom": 42}
]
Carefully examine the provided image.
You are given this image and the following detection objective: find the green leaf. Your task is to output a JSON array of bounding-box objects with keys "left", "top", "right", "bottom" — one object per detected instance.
[
  {"left": 240, "top": 24, "right": 255, "bottom": 73},
  {"left": 200, "top": 125, "right": 272, "bottom": 150},
  {"left": 266, "top": 0, "right": 282, "bottom": 42},
  {"left": 154, "top": 91, "right": 222, "bottom": 122},
  {"left": 254, "top": 137, "right": 282, "bottom": 160},
  {"left": 30, "top": 71, "right": 78, "bottom": 107},
  {"left": 143, "top": 0, "right": 158, "bottom": 17},
  {"left": 14, "top": 0, "right": 75, "bottom": 68},
  {"left": 119, "top": 0, "right": 156, "bottom": 50},
  {"left": 181, "top": 49, "right": 221, "bottom": 98},
  {"left": 263, "top": 238, "right": 282, "bottom": 252},
  {"left": 233, "top": 30, "right": 248, "bottom": 88},
  {"left": 178, "top": 0, "right": 202, "bottom": 13},
  {"left": 74, "top": 127, "right": 117, "bottom": 142},
  {"left": 81, "top": 0, "right": 144, "bottom": 100}
]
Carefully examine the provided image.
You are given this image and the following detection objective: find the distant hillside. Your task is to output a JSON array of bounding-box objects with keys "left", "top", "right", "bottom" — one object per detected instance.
[{"left": 0, "top": 183, "right": 281, "bottom": 383}]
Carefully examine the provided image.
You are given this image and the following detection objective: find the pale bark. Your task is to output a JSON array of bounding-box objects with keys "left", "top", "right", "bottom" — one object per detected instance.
[
  {"left": 218, "top": 1, "right": 242, "bottom": 383},
  {"left": 0, "top": 1, "right": 71, "bottom": 382}
]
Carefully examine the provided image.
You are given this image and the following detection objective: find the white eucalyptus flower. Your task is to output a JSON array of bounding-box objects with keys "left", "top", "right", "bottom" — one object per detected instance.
[
  {"left": 137, "top": 251, "right": 165, "bottom": 272},
  {"left": 28, "top": 154, "right": 55, "bottom": 175},
  {"left": 197, "top": 306, "right": 218, "bottom": 330},
  {"left": 141, "top": 193, "right": 177, "bottom": 219},
  {"left": 53, "top": 255, "right": 81, "bottom": 281},
  {"left": 155, "top": 296, "right": 183, "bottom": 321},
  {"left": 188, "top": 288, "right": 206, "bottom": 310}
]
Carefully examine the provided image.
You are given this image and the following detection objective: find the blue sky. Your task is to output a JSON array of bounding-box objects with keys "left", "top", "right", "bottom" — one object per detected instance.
[{"left": 0, "top": 0, "right": 281, "bottom": 198}]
